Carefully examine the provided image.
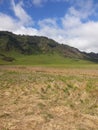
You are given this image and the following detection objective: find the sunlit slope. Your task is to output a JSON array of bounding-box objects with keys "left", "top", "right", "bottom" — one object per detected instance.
[{"left": 0, "top": 31, "right": 98, "bottom": 66}]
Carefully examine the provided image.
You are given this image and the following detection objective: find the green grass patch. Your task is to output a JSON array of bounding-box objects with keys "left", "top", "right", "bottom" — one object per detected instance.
[{"left": 0, "top": 51, "right": 97, "bottom": 68}]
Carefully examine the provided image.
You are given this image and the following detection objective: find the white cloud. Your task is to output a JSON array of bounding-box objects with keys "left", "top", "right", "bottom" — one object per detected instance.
[
  {"left": 0, "top": 0, "right": 98, "bottom": 52},
  {"left": 62, "top": 14, "right": 81, "bottom": 29},
  {"left": 14, "top": 26, "right": 38, "bottom": 36},
  {"left": 36, "top": 1, "right": 98, "bottom": 53},
  {"left": 11, "top": 0, "right": 33, "bottom": 25},
  {"left": 0, "top": 0, "right": 37, "bottom": 35},
  {"left": 31, "top": 0, "right": 72, "bottom": 6},
  {"left": 32, "top": 0, "right": 47, "bottom": 6},
  {"left": 0, "top": 13, "right": 19, "bottom": 31},
  {"left": 38, "top": 18, "right": 57, "bottom": 28}
]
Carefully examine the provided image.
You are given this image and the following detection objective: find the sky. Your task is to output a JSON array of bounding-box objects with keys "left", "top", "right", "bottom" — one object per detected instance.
[{"left": 0, "top": 0, "right": 98, "bottom": 52}]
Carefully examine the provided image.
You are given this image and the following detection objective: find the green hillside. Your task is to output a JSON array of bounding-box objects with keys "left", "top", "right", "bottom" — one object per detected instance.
[
  {"left": 0, "top": 51, "right": 96, "bottom": 68},
  {"left": 0, "top": 31, "right": 98, "bottom": 67}
]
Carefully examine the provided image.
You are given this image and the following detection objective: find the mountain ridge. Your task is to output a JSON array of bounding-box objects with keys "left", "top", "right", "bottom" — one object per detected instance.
[{"left": 0, "top": 31, "right": 98, "bottom": 63}]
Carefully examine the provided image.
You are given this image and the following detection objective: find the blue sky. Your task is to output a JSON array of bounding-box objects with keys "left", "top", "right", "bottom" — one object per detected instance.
[{"left": 0, "top": 0, "right": 98, "bottom": 52}]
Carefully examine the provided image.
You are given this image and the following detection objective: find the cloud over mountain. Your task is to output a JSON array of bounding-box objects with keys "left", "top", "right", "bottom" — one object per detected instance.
[{"left": 0, "top": 0, "right": 98, "bottom": 52}]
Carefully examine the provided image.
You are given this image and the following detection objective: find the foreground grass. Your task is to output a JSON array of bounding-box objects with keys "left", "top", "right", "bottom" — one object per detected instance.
[{"left": 0, "top": 66, "right": 98, "bottom": 130}]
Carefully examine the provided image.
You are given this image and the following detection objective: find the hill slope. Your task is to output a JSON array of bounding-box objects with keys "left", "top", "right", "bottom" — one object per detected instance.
[{"left": 0, "top": 31, "right": 98, "bottom": 64}]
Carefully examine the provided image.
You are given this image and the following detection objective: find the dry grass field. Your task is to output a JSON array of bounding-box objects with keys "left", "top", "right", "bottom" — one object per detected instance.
[{"left": 0, "top": 66, "right": 98, "bottom": 130}]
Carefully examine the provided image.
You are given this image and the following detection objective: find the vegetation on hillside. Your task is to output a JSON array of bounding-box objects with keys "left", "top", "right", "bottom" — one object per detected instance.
[{"left": 0, "top": 31, "right": 98, "bottom": 65}]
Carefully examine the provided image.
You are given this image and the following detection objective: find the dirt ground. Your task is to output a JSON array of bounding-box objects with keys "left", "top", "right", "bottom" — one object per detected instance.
[{"left": 0, "top": 66, "right": 98, "bottom": 130}]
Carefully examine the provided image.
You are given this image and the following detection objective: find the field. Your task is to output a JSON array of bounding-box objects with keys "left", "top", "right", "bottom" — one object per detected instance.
[
  {"left": 0, "top": 65, "right": 98, "bottom": 130},
  {"left": 0, "top": 52, "right": 96, "bottom": 67}
]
